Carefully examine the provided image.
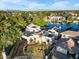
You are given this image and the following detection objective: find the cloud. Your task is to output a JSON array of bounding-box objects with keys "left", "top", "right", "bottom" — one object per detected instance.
[
  {"left": 51, "top": 1, "right": 70, "bottom": 9},
  {"left": 0, "top": 1, "right": 7, "bottom": 9},
  {"left": 0, "top": 0, "right": 26, "bottom": 10},
  {"left": 0, "top": 0, "right": 79, "bottom": 10},
  {"left": 26, "top": 2, "right": 47, "bottom": 10},
  {"left": 0, "top": 0, "right": 47, "bottom": 10},
  {"left": 74, "top": 3, "right": 79, "bottom": 7},
  {"left": 70, "top": 3, "right": 79, "bottom": 10},
  {"left": 0, "top": 0, "right": 8, "bottom": 2},
  {"left": 0, "top": 0, "right": 21, "bottom": 3},
  {"left": 26, "top": 1, "right": 70, "bottom": 10}
]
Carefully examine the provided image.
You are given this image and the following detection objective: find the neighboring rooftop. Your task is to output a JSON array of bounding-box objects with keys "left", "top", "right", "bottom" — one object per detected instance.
[{"left": 61, "top": 31, "right": 79, "bottom": 37}]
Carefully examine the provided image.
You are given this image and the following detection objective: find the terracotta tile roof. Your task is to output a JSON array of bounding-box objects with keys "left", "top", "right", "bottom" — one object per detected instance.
[{"left": 61, "top": 31, "right": 79, "bottom": 36}]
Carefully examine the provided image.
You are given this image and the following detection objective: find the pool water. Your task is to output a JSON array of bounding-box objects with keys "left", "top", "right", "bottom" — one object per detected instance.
[{"left": 47, "top": 23, "right": 79, "bottom": 32}]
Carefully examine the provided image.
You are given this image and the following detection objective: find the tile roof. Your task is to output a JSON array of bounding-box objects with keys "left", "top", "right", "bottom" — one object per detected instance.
[{"left": 61, "top": 31, "right": 79, "bottom": 36}]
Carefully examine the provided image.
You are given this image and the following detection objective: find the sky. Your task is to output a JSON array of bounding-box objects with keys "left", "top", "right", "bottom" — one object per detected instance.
[{"left": 0, "top": 0, "right": 79, "bottom": 10}]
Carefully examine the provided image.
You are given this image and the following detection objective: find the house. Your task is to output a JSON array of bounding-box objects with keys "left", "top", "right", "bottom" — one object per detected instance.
[
  {"left": 61, "top": 31, "right": 79, "bottom": 38},
  {"left": 26, "top": 23, "right": 41, "bottom": 32},
  {"left": 49, "top": 16, "right": 63, "bottom": 20},
  {"left": 22, "top": 31, "right": 52, "bottom": 45},
  {"left": 22, "top": 28, "right": 59, "bottom": 45},
  {"left": 46, "top": 15, "right": 63, "bottom": 23},
  {"left": 76, "top": 17, "right": 79, "bottom": 20}
]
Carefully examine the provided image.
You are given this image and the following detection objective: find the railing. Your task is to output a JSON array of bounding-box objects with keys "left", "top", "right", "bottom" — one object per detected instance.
[
  {"left": 14, "top": 56, "right": 42, "bottom": 59},
  {"left": 44, "top": 44, "right": 55, "bottom": 59},
  {"left": 44, "top": 48, "right": 54, "bottom": 59}
]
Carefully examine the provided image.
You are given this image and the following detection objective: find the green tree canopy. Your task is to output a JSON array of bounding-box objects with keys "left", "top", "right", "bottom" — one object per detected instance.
[
  {"left": 0, "top": 15, "right": 26, "bottom": 49},
  {"left": 32, "top": 19, "right": 48, "bottom": 27},
  {"left": 67, "top": 16, "right": 73, "bottom": 23}
]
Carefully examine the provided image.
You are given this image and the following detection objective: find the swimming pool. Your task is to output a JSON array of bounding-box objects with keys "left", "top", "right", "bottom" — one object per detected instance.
[{"left": 47, "top": 23, "right": 79, "bottom": 32}]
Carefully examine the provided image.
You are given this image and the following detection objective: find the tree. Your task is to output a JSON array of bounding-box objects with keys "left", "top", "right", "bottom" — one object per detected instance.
[
  {"left": 0, "top": 15, "right": 26, "bottom": 59},
  {"left": 32, "top": 19, "right": 48, "bottom": 27},
  {"left": 0, "top": 16, "right": 6, "bottom": 22},
  {"left": 67, "top": 16, "right": 73, "bottom": 23}
]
